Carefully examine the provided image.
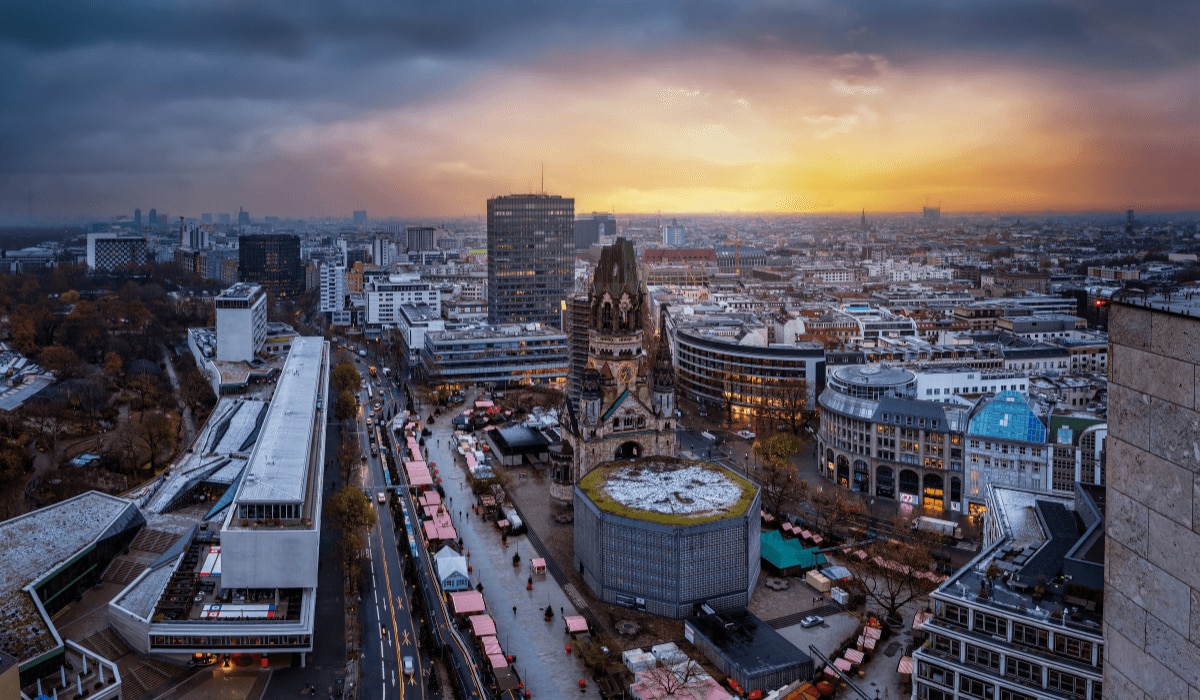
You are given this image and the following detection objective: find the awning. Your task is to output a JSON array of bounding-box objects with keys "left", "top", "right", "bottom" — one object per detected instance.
[
  {"left": 531, "top": 557, "right": 547, "bottom": 574},
  {"left": 469, "top": 614, "right": 496, "bottom": 637},
  {"left": 834, "top": 658, "right": 852, "bottom": 672},
  {"left": 897, "top": 656, "right": 914, "bottom": 675},
  {"left": 487, "top": 653, "right": 508, "bottom": 669},
  {"left": 480, "top": 636, "right": 503, "bottom": 656},
  {"left": 449, "top": 591, "right": 486, "bottom": 615},
  {"left": 564, "top": 615, "right": 588, "bottom": 634},
  {"left": 844, "top": 649, "right": 865, "bottom": 665}
]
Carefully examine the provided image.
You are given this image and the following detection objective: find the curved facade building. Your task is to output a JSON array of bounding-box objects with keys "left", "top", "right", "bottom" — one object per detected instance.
[
  {"left": 573, "top": 458, "right": 760, "bottom": 619},
  {"left": 672, "top": 325, "right": 825, "bottom": 428},
  {"left": 817, "top": 365, "right": 968, "bottom": 513}
]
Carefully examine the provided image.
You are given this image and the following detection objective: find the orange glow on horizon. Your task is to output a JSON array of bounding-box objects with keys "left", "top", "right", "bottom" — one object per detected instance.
[{"left": 259, "top": 49, "right": 1198, "bottom": 217}]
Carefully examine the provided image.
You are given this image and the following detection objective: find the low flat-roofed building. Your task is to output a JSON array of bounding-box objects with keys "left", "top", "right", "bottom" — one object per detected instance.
[
  {"left": 419, "top": 323, "right": 568, "bottom": 390},
  {"left": 108, "top": 337, "right": 329, "bottom": 664},
  {"left": 0, "top": 492, "right": 144, "bottom": 684},
  {"left": 484, "top": 427, "right": 551, "bottom": 467},
  {"left": 685, "top": 608, "right": 813, "bottom": 692}
]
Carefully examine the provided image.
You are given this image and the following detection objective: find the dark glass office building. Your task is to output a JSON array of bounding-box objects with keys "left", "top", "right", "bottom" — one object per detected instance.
[
  {"left": 239, "top": 234, "right": 305, "bottom": 298},
  {"left": 574, "top": 212, "right": 616, "bottom": 250},
  {"left": 487, "top": 194, "right": 574, "bottom": 328}
]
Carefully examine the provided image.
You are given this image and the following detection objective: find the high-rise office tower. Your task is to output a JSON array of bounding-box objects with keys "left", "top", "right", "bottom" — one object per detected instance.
[
  {"left": 660, "top": 218, "right": 685, "bottom": 247},
  {"left": 134, "top": 208, "right": 142, "bottom": 231},
  {"left": 1125, "top": 209, "right": 1135, "bottom": 234},
  {"left": 406, "top": 226, "right": 436, "bottom": 253},
  {"left": 238, "top": 208, "right": 250, "bottom": 229},
  {"left": 238, "top": 234, "right": 305, "bottom": 297},
  {"left": 353, "top": 210, "right": 368, "bottom": 226},
  {"left": 574, "top": 212, "right": 615, "bottom": 250},
  {"left": 487, "top": 193, "right": 574, "bottom": 328},
  {"left": 148, "top": 208, "right": 158, "bottom": 227},
  {"left": 1104, "top": 299, "right": 1200, "bottom": 698}
]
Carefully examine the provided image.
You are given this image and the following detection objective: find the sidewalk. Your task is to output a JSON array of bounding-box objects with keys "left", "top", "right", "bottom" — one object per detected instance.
[{"left": 423, "top": 395, "right": 601, "bottom": 698}]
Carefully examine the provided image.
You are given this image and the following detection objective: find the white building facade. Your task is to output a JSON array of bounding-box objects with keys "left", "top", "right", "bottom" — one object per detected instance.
[{"left": 214, "top": 283, "right": 267, "bottom": 362}]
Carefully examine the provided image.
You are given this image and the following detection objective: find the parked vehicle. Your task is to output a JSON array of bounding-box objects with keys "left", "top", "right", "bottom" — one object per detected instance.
[
  {"left": 800, "top": 615, "right": 823, "bottom": 628},
  {"left": 911, "top": 515, "right": 963, "bottom": 540}
]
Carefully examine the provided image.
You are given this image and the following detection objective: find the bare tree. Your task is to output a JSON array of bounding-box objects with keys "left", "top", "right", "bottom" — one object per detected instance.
[
  {"left": 643, "top": 659, "right": 711, "bottom": 698},
  {"left": 750, "top": 432, "right": 809, "bottom": 513},
  {"left": 806, "top": 485, "right": 864, "bottom": 541},
  {"left": 135, "top": 409, "right": 179, "bottom": 473},
  {"left": 763, "top": 377, "right": 811, "bottom": 435},
  {"left": 840, "top": 522, "right": 942, "bottom": 624}
]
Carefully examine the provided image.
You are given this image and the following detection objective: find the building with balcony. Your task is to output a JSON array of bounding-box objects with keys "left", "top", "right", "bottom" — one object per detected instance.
[{"left": 913, "top": 485, "right": 1105, "bottom": 700}]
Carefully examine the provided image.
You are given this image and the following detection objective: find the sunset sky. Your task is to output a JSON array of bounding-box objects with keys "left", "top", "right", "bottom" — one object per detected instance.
[{"left": 1, "top": 1, "right": 1197, "bottom": 220}]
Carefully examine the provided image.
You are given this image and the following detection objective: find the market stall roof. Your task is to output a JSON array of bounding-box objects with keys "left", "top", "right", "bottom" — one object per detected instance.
[
  {"left": 487, "top": 653, "right": 508, "bottom": 669},
  {"left": 564, "top": 615, "right": 588, "bottom": 634},
  {"left": 449, "top": 591, "right": 485, "bottom": 615},
  {"left": 469, "top": 614, "right": 496, "bottom": 637},
  {"left": 480, "top": 635, "right": 503, "bottom": 655}
]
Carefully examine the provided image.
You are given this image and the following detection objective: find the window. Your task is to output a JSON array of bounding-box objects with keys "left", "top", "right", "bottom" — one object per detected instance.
[
  {"left": 958, "top": 674, "right": 994, "bottom": 699},
  {"left": 1000, "top": 689, "right": 1038, "bottom": 700},
  {"left": 917, "top": 661, "right": 954, "bottom": 687},
  {"left": 942, "top": 603, "right": 970, "bottom": 627},
  {"left": 1005, "top": 657, "right": 1042, "bottom": 684},
  {"left": 972, "top": 611, "right": 1008, "bottom": 637},
  {"left": 916, "top": 685, "right": 954, "bottom": 700},
  {"left": 931, "top": 634, "right": 961, "bottom": 658},
  {"left": 1047, "top": 669, "right": 1087, "bottom": 696},
  {"left": 965, "top": 644, "right": 1001, "bottom": 671},
  {"left": 1052, "top": 634, "right": 1093, "bottom": 663},
  {"left": 1012, "top": 624, "right": 1051, "bottom": 653}
]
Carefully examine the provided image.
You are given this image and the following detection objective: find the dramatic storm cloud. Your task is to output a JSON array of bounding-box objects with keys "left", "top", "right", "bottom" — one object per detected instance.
[{"left": 0, "top": 0, "right": 1196, "bottom": 219}]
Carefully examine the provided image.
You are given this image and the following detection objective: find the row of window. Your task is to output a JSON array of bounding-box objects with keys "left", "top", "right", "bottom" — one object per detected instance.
[{"left": 938, "top": 602, "right": 1099, "bottom": 664}]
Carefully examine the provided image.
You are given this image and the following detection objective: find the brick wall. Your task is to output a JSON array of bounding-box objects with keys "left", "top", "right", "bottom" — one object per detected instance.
[{"left": 1105, "top": 302, "right": 1200, "bottom": 699}]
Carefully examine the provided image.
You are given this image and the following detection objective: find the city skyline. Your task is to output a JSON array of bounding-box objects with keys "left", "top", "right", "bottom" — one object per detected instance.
[{"left": 1, "top": 2, "right": 1197, "bottom": 220}]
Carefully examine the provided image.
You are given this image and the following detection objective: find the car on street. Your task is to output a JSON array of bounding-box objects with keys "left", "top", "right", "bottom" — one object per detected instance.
[
  {"left": 800, "top": 615, "right": 824, "bottom": 628},
  {"left": 402, "top": 656, "right": 414, "bottom": 677},
  {"left": 377, "top": 491, "right": 387, "bottom": 503},
  {"left": 737, "top": 429, "right": 756, "bottom": 440}
]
